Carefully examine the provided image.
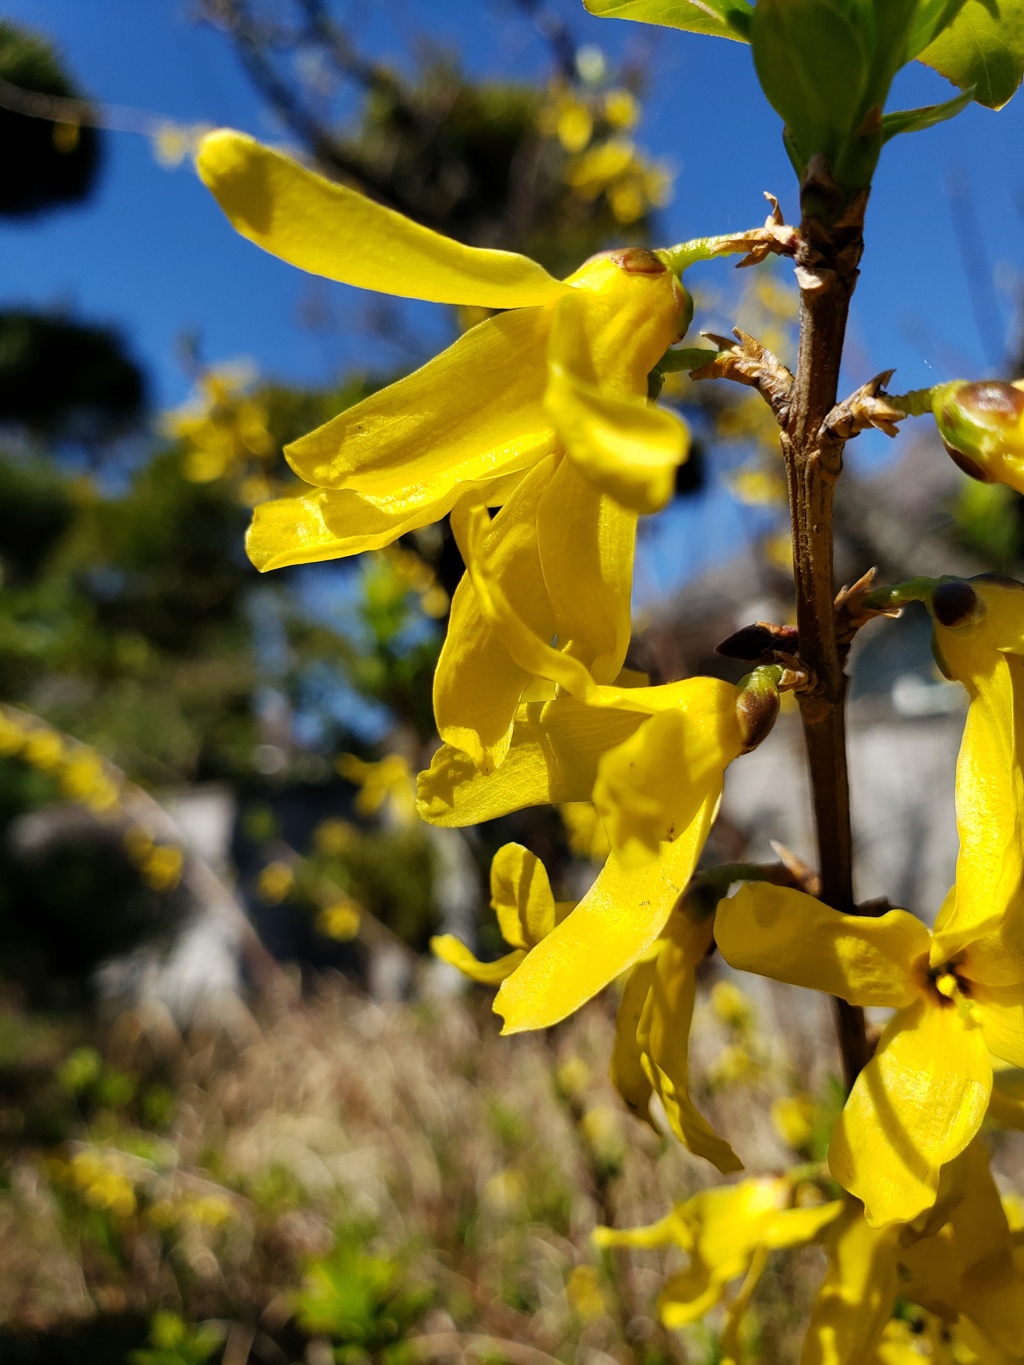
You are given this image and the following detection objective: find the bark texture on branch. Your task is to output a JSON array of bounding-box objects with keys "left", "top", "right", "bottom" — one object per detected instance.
[{"left": 780, "top": 161, "right": 870, "bottom": 1090}]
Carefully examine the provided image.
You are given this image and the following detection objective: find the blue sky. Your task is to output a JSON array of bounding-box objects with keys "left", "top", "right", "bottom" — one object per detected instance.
[
  {"left": 3, "top": 1, "right": 1023, "bottom": 596},
  {"left": 4, "top": 1, "right": 1023, "bottom": 404}
]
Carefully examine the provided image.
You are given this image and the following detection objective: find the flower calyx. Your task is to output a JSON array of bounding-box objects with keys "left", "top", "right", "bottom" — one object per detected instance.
[
  {"left": 821, "top": 370, "right": 909, "bottom": 442},
  {"left": 690, "top": 328, "right": 794, "bottom": 423}
]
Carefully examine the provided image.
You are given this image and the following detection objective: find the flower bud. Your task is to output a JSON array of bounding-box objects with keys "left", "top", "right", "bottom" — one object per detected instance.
[
  {"left": 932, "top": 380, "right": 1024, "bottom": 491},
  {"left": 734, "top": 667, "right": 781, "bottom": 753}
]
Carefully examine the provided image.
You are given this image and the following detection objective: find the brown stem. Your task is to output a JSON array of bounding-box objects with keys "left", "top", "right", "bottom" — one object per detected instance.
[{"left": 780, "top": 165, "right": 871, "bottom": 1091}]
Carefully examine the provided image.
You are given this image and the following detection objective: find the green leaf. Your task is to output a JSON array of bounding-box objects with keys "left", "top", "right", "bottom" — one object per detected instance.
[
  {"left": 905, "top": 0, "right": 970, "bottom": 60},
  {"left": 880, "top": 85, "right": 974, "bottom": 139},
  {"left": 751, "top": 0, "right": 870, "bottom": 159},
  {"left": 582, "top": 0, "right": 753, "bottom": 42},
  {"left": 917, "top": 0, "right": 1024, "bottom": 108}
]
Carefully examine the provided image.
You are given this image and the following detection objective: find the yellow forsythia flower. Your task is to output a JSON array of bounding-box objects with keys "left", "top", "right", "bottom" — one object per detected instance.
[
  {"left": 717, "top": 576, "right": 1024, "bottom": 1227},
  {"left": 595, "top": 1177, "right": 841, "bottom": 1333},
  {"left": 316, "top": 900, "right": 361, "bottom": 942},
  {"left": 196, "top": 129, "right": 691, "bottom": 564}
]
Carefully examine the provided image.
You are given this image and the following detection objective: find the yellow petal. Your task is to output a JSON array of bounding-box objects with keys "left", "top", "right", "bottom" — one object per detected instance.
[
  {"left": 715, "top": 883, "right": 929, "bottom": 1009},
  {"left": 462, "top": 498, "right": 743, "bottom": 724},
  {"left": 245, "top": 466, "right": 527, "bottom": 570},
  {"left": 640, "top": 911, "right": 743, "bottom": 1172},
  {"left": 285, "top": 308, "right": 555, "bottom": 495},
  {"left": 595, "top": 706, "right": 735, "bottom": 868},
  {"left": 545, "top": 357, "right": 688, "bottom": 513},
  {"left": 800, "top": 1201, "right": 900, "bottom": 1365},
  {"left": 416, "top": 694, "right": 645, "bottom": 826},
  {"left": 494, "top": 794, "right": 717, "bottom": 1032},
  {"left": 434, "top": 458, "right": 557, "bottom": 771},
  {"left": 197, "top": 130, "right": 570, "bottom": 307},
  {"left": 762, "top": 1201, "right": 844, "bottom": 1251},
  {"left": 610, "top": 956, "right": 657, "bottom": 1124},
  {"left": 933, "top": 649, "right": 1024, "bottom": 984},
  {"left": 658, "top": 1268, "right": 722, "bottom": 1329},
  {"left": 829, "top": 1000, "right": 992, "bottom": 1227},
  {"left": 901, "top": 1139, "right": 1024, "bottom": 1359},
  {"left": 535, "top": 454, "right": 635, "bottom": 682},
  {"left": 593, "top": 1208, "right": 689, "bottom": 1251},
  {"left": 490, "top": 843, "right": 557, "bottom": 949},
  {"left": 430, "top": 934, "right": 525, "bottom": 985},
  {"left": 545, "top": 250, "right": 690, "bottom": 512},
  {"left": 969, "top": 979, "right": 1024, "bottom": 1068}
]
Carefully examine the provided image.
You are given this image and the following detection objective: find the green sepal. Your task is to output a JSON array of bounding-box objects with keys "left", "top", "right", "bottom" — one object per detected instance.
[
  {"left": 582, "top": 0, "right": 753, "bottom": 41},
  {"left": 880, "top": 86, "right": 974, "bottom": 141},
  {"left": 657, "top": 346, "right": 719, "bottom": 373},
  {"left": 917, "top": 0, "right": 1024, "bottom": 109}
]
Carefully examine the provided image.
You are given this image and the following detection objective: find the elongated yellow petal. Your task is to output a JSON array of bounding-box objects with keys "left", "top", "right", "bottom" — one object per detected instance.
[
  {"left": 658, "top": 1268, "right": 723, "bottom": 1329},
  {"left": 596, "top": 706, "right": 737, "bottom": 868},
  {"left": 969, "top": 979, "right": 1024, "bottom": 1068},
  {"left": 430, "top": 934, "right": 525, "bottom": 985},
  {"left": 640, "top": 911, "right": 743, "bottom": 1172},
  {"left": 416, "top": 694, "right": 645, "bottom": 826},
  {"left": 829, "top": 999, "right": 991, "bottom": 1227},
  {"left": 800, "top": 1201, "right": 900, "bottom": 1365},
  {"left": 932, "top": 582, "right": 1024, "bottom": 981},
  {"left": 546, "top": 264, "right": 689, "bottom": 512},
  {"left": 197, "top": 130, "right": 570, "bottom": 307},
  {"left": 610, "top": 956, "right": 657, "bottom": 1124},
  {"left": 494, "top": 792, "right": 718, "bottom": 1031},
  {"left": 245, "top": 466, "right": 527, "bottom": 570},
  {"left": 535, "top": 455, "right": 635, "bottom": 682},
  {"left": 434, "top": 459, "right": 557, "bottom": 772},
  {"left": 593, "top": 1208, "right": 689, "bottom": 1251},
  {"left": 763, "top": 1201, "right": 844, "bottom": 1252},
  {"left": 417, "top": 677, "right": 739, "bottom": 829},
  {"left": 285, "top": 308, "right": 555, "bottom": 495},
  {"left": 545, "top": 358, "right": 688, "bottom": 513},
  {"left": 490, "top": 843, "right": 557, "bottom": 949},
  {"left": 461, "top": 499, "right": 743, "bottom": 722},
  {"left": 715, "top": 883, "right": 929, "bottom": 1009}
]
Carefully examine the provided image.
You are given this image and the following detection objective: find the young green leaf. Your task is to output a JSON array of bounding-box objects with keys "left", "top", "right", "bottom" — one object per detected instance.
[
  {"left": 582, "top": 0, "right": 752, "bottom": 42},
  {"left": 904, "top": 0, "right": 970, "bottom": 61},
  {"left": 751, "top": 0, "right": 869, "bottom": 166},
  {"left": 880, "top": 86, "right": 973, "bottom": 141},
  {"left": 917, "top": 0, "right": 1024, "bottom": 108}
]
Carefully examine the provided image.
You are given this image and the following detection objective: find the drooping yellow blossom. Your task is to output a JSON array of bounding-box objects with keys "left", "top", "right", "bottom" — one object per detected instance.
[
  {"left": 335, "top": 752, "right": 418, "bottom": 827},
  {"left": 612, "top": 909, "right": 742, "bottom": 1172},
  {"left": 164, "top": 363, "right": 276, "bottom": 485},
  {"left": 596, "top": 1176, "right": 842, "bottom": 1346},
  {"left": 717, "top": 577, "right": 1024, "bottom": 1227},
  {"left": 802, "top": 1144, "right": 1024, "bottom": 1363},
  {"left": 196, "top": 129, "right": 691, "bottom": 577},
  {"left": 420, "top": 508, "right": 776, "bottom": 1034},
  {"left": 431, "top": 842, "right": 574, "bottom": 985}
]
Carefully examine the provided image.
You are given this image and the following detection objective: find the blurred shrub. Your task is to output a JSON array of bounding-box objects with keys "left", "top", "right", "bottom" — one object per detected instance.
[
  {"left": 0, "top": 20, "right": 101, "bottom": 218},
  {"left": 0, "top": 312, "right": 145, "bottom": 440}
]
